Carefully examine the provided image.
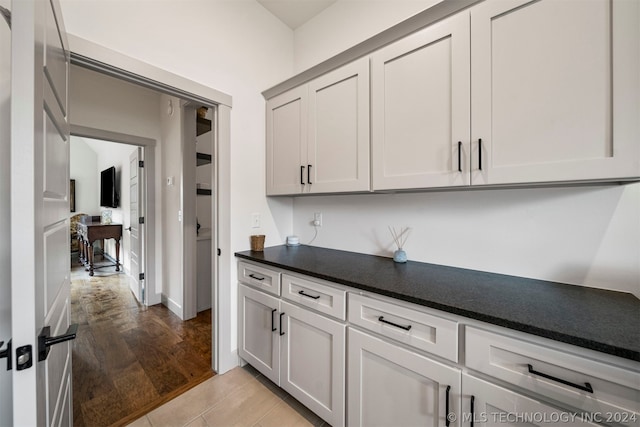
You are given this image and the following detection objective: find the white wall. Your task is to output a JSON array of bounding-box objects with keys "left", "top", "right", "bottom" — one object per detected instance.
[
  {"left": 82, "top": 138, "right": 135, "bottom": 274},
  {"left": 291, "top": 0, "right": 640, "bottom": 298},
  {"left": 69, "top": 137, "right": 99, "bottom": 216},
  {"left": 0, "top": 0, "right": 12, "bottom": 420},
  {"left": 59, "top": 0, "right": 296, "bottom": 366},
  {"left": 293, "top": 0, "right": 440, "bottom": 72},
  {"left": 160, "top": 94, "right": 184, "bottom": 316}
]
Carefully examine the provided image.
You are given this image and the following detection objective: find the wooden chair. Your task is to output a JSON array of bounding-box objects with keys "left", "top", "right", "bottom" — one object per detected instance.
[{"left": 70, "top": 213, "right": 86, "bottom": 253}]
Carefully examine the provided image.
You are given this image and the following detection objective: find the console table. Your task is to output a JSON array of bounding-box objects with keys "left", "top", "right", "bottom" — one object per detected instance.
[{"left": 77, "top": 220, "right": 123, "bottom": 276}]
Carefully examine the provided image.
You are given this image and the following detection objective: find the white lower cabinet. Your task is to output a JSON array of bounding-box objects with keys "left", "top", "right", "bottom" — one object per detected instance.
[
  {"left": 462, "top": 374, "right": 599, "bottom": 427},
  {"left": 280, "top": 300, "right": 345, "bottom": 427},
  {"left": 238, "top": 282, "right": 346, "bottom": 427},
  {"left": 348, "top": 327, "right": 461, "bottom": 427},
  {"left": 238, "top": 284, "right": 280, "bottom": 384},
  {"left": 239, "top": 261, "right": 639, "bottom": 427}
]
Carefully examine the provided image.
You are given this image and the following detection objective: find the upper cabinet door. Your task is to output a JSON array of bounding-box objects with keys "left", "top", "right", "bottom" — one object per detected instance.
[
  {"left": 371, "top": 13, "right": 471, "bottom": 191},
  {"left": 471, "top": 0, "right": 640, "bottom": 186},
  {"left": 307, "top": 58, "right": 370, "bottom": 194},
  {"left": 266, "top": 86, "right": 308, "bottom": 195}
]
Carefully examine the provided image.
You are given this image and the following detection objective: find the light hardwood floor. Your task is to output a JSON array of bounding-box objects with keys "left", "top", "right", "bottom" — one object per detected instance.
[{"left": 126, "top": 365, "right": 328, "bottom": 427}]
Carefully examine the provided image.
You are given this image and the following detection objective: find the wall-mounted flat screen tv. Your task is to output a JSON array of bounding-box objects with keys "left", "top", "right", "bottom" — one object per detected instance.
[{"left": 100, "top": 166, "right": 119, "bottom": 208}]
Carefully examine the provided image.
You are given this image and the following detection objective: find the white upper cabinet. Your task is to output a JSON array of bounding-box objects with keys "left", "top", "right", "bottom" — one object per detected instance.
[
  {"left": 267, "top": 0, "right": 639, "bottom": 193},
  {"left": 308, "top": 59, "right": 370, "bottom": 193},
  {"left": 471, "top": 0, "right": 640, "bottom": 185},
  {"left": 266, "top": 58, "right": 370, "bottom": 195},
  {"left": 266, "top": 86, "right": 308, "bottom": 195},
  {"left": 372, "top": 13, "right": 471, "bottom": 190}
]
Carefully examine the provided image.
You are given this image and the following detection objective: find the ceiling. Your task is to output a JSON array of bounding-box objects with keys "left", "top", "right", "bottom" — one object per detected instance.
[{"left": 257, "top": 0, "right": 337, "bottom": 29}]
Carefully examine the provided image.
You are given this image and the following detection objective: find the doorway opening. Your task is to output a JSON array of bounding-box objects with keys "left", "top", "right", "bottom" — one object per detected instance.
[{"left": 68, "top": 65, "right": 220, "bottom": 423}]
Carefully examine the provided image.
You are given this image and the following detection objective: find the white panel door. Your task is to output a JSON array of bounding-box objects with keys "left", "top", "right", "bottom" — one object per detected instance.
[
  {"left": 280, "top": 300, "right": 346, "bottom": 427},
  {"left": 238, "top": 284, "right": 280, "bottom": 384},
  {"left": 372, "top": 12, "right": 470, "bottom": 190},
  {"left": 307, "top": 57, "right": 370, "bottom": 193},
  {"left": 462, "top": 374, "right": 600, "bottom": 426},
  {"left": 11, "top": 0, "right": 73, "bottom": 425},
  {"left": 348, "top": 328, "right": 461, "bottom": 427},
  {"left": 266, "top": 86, "right": 307, "bottom": 195},
  {"left": 129, "top": 147, "right": 144, "bottom": 303},
  {"left": 471, "top": 0, "right": 640, "bottom": 185},
  {"left": 0, "top": 3, "right": 12, "bottom": 425}
]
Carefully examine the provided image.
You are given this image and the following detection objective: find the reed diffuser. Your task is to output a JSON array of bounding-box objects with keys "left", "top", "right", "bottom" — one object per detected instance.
[{"left": 389, "top": 226, "right": 411, "bottom": 263}]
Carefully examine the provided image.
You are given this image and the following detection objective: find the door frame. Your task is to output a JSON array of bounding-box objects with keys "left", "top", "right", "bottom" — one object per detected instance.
[
  {"left": 68, "top": 35, "right": 233, "bottom": 374},
  {"left": 70, "top": 126, "right": 156, "bottom": 305}
]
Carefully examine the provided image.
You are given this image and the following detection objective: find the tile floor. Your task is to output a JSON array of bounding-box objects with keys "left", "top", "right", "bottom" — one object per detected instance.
[{"left": 126, "top": 365, "right": 328, "bottom": 427}]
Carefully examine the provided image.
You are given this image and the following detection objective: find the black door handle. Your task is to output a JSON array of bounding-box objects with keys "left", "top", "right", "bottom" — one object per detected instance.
[
  {"left": 378, "top": 316, "right": 412, "bottom": 331},
  {"left": 279, "top": 312, "right": 285, "bottom": 336},
  {"left": 0, "top": 339, "right": 11, "bottom": 371},
  {"left": 527, "top": 364, "right": 593, "bottom": 393},
  {"left": 298, "top": 290, "right": 320, "bottom": 300},
  {"left": 125, "top": 226, "right": 132, "bottom": 231},
  {"left": 458, "top": 141, "right": 462, "bottom": 172},
  {"left": 307, "top": 164, "right": 312, "bottom": 184},
  {"left": 271, "top": 308, "right": 277, "bottom": 332},
  {"left": 300, "top": 166, "right": 305, "bottom": 185},
  {"left": 478, "top": 138, "right": 482, "bottom": 171},
  {"left": 470, "top": 395, "right": 475, "bottom": 427},
  {"left": 38, "top": 324, "right": 78, "bottom": 361},
  {"left": 445, "top": 385, "right": 451, "bottom": 427}
]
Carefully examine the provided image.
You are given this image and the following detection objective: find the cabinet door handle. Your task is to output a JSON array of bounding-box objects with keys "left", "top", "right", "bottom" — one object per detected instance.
[
  {"left": 445, "top": 385, "right": 451, "bottom": 427},
  {"left": 527, "top": 364, "right": 593, "bottom": 393},
  {"left": 378, "top": 316, "right": 412, "bottom": 331},
  {"left": 271, "top": 308, "right": 277, "bottom": 332},
  {"left": 298, "top": 290, "right": 320, "bottom": 300},
  {"left": 307, "top": 164, "right": 312, "bottom": 184},
  {"left": 478, "top": 138, "right": 482, "bottom": 171},
  {"left": 457, "top": 141, "right": 462, "bottom": 172},
  {"left": 279, "top": 312, "right": 285, "bottom": 336},
  {"left": 470, "top": 395, "right": 475, "bottom": 427},
  {"left": 300, "top": 166, "right": 305, "bottom": 185},
  {"left": 248, "top": 274, "right": 265, "bottom": 281}
]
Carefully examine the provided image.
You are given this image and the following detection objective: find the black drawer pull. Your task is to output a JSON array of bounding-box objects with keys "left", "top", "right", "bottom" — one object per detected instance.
[
  {"left": 279, "top": 312, "right": 285, "bottom": 336},
  {"left": 298, "top": 290, "right": 320, "bottom": 300},
  {"left": 271, "top": 308, "right": 277, "bottom": 332},
  {"left": 248, "top": 274, "right": 265, "bottom": 281},
  {"left": 378, "top": 316, "right": 412, "bottom": 331},
  {"left": 527, "top": 364, "right": 593, "bottom": 393},
  {"left": 300, "top": 166, "right": 305, "bottom": 185},
  {"left": 307, "top": 164, "right": 312, "bottom": 184},
  {"left": 445, "top": 385, "right": 451, "bottom": 427}
]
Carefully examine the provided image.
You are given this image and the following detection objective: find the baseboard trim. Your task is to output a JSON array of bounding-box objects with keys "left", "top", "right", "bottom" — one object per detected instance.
[{"left": 161, "top": 294, "right": 183, "bottom": 319}]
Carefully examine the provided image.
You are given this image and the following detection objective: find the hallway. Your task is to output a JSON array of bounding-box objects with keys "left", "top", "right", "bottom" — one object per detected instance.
[{"left": 71, "top": 260, "right": 213, "bottom": 426}]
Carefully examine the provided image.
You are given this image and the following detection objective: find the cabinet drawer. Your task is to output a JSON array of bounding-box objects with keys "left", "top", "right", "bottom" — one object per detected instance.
[
  {"left": 348, "top": 293, "right": 458, "bottom": 362},
  {"left": 281, "top": 274, "right": 346, "bottom": 321},
  {"left": 237, "top": 261, "right": 281, "bottom": 296},
  {"left": 465, "top": 327, "right": 640, "bottom": 425}
]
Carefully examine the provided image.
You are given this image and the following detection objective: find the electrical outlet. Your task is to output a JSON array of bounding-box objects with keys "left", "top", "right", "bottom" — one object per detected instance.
[
  {"left": 251, "top": 213, "right": 261, "bottom": 228},
  {"left": 313, "top": 212, "right": 322, "bottom": 227}
]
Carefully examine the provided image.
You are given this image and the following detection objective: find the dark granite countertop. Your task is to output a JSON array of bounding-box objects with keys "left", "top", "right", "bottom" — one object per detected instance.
[{"left": 236, "top": 245, "right": 640, "bottom": 362}]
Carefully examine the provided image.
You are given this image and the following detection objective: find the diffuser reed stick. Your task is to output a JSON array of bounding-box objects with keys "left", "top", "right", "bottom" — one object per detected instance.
[{"left": 388, "top": 226, "right": 411, "bottom": 250}]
